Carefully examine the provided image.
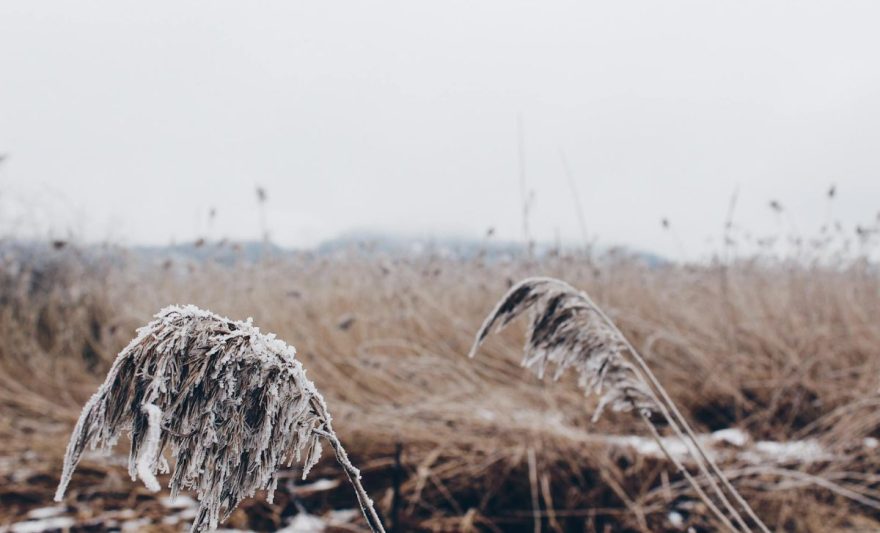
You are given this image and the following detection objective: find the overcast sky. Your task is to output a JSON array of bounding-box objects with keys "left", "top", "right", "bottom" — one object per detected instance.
[{"left": 1, "top": 1, "right": 879, "bottom": 259}]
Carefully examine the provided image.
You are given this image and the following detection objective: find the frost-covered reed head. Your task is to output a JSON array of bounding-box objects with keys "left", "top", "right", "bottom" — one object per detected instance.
[
  {"left": 55, "top": 305, "right": 341, "bottom": 532},
  {"left": 470, "top": 277, "right": 656, "bottom": 420},
  {"left": 471, "top": 278, "right": 770, "bottom": 533}
]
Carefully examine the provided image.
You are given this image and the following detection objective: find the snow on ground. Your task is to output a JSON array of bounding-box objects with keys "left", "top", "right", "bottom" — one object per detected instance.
[
  {"left": 711, "top": 428, "right": 750, "bottom": 447},
  {"left": 604, "top": 427, "right": 836, "bottom": 465},
  {"left": 2, "top": 517, "right": 75, "bottom": 533},
  {"left": 24, "top": 507, "right": 66, "bottom": 521},
  {"left": 1, "top": 428, "right": 855, "bottom": 532},
  {"left": 160, "top": 494, "right": 198, "bottom": 510},
  {"left": 291, "top": 478, "right": 340, "bottom": 494},
  {"left": 277, "top": 513, "right": 327, "bottom": 532},
  {"left": 743, "top": 439, "right": 832, "bottom": 464}
]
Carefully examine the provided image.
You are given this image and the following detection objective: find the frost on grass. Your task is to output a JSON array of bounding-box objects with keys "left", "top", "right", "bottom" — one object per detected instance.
[
  {"left": 472, "top": 278, "right": 770, "bottom": 533},
  {"left": 470, "top": 277, "right": 656, "bottom": 420},
  {"left": 54, "top": 305, "right": 334, "bottom": 532},
  {"left": 137, "top": 402, "right": 164, "bottom": 492}
]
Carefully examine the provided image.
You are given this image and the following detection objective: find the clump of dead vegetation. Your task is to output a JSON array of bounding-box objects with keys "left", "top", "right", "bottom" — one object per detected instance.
[
  {"left": 1, "top": 238, "right": 879, "bottom": 531},
  {"left": 54, "top": 305, "right": 384, "bottom": 532},
  {"left": 471, "top": 277, "right": 768, "bottom": 532}
]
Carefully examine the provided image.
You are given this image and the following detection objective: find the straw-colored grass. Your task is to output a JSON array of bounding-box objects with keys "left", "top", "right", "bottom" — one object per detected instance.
[
  {"left": 1, "top": 244, "right": 879, "bottom": 531},
  {"left": 470, "top": 277, "right": 769, "bottom": 532}
]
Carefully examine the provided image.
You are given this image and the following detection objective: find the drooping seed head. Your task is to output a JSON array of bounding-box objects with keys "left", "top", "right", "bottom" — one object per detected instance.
[
  {"left": 56, "top": 305, "right": 332, "bottom": 532},
  {"left": 470, "top": 277, "right": 657, "bottom": 421}
]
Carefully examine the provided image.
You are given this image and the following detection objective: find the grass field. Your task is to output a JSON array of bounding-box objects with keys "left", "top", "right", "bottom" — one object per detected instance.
[{"left": 1, "top": 241, "right": 879, "bottom": 531}]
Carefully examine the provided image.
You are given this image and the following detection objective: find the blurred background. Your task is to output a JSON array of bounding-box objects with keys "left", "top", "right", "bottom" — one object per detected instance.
[
  {"left": 2, "top": 1, "right": 880, "bottom": 258},
  {"left": 1, "top": 2, "right": 880, "bottom": 532}
]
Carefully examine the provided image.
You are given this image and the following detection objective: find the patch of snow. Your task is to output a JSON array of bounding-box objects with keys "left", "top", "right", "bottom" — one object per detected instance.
[
  {"left": 747, "top": 439, "right": 830, "bottom": 463},
  {"left": 293, "top": 478, "right": 339, "bottom": 494},
  {"left": 277, "top": 513, "right": 326, "bottom": 532},
  {"left": 606, "top": 435, "right": 691, "bottom": 460},
  {"left": 668, "top": 511, "right": 685, "bottom": 529},
  {"left": 864, "top": 437, "right": 879, "bottom": 449},
  {"left": 25, "top": 506, "right": 66, "bottom": 520},
  {"left": 476, "top": 408, "right": 496, "bottom": 421},
  {"left": 711, "top": 428, "right": 749, "bottom": 447},
  {"left": 592, "top": 428, "right": 830, "bottom": 466},
  {"left": 326, "top": 509, "right": 359, "bottom": 525},
  {"left": 177, "top": 507, "right": 199, "bottom": 520},
  {"left": 121, "top": 518, "right": 152, "bottom": 531},
  {"left": 159, "top": 494, "right": 197, "bottom": 509},
  {"left": 8, "top": 517, "right": 76, "bottom": 533}
]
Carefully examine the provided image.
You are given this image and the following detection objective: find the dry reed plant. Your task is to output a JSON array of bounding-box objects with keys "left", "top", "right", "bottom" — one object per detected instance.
[
  {"left": 53, "top": 305, "right": 385, "bottom": 533},
  {"left": 3, "top": 240, "right": 880, "bottom": 531},
  {"left": 470, "top": 277, "right": 770, "bottom": 533}
]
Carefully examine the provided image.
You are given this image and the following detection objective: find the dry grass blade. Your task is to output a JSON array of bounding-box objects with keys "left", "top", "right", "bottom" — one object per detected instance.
[
  {"left": 470, "top": 277, "right": 769, "bottom": 533},
  {"left": 54, "top": 305, "right": 385, "bottom": 533}
]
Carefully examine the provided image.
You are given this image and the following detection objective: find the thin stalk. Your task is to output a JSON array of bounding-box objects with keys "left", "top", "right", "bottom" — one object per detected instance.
[
  {"left": 527, "top": 447, "right": 542, "bottom": 533},
  {"left": 631, "top": 372, "right": 750, "bottom": 533},
  {"left": 640, "top": 410, "right": 739, "bottom": 533},
  {"left": 470, "top": 277, "right": 769, "bottom": 532},
  {"left": 524, "top": 278, "right": 752, "bottom": 531},
  {"left": 558, "top": 147, "right": 590, "bottom": 252},
  {"left": 586, "top": 294, "right": 769, "bottom": 533},
  {"left": 322, "top": 430, "right": 386, "bottom": 533},
  {"left": 625, "top": 338, "right": 766, "bottom": 532}
]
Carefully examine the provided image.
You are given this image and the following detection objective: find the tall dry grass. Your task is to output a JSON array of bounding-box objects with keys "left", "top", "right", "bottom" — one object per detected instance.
[
  {"left": 1, "top": 242, "right": 879, "bottom": 531},
  {"left": 469, "top": 277, "right": 767, "bottom": 532}
]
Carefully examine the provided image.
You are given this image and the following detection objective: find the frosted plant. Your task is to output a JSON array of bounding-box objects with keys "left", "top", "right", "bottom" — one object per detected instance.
[
  {"left": 470, "top": 278, "right": 768, "bottom": 533},
  {"left": 470, "top": 277, "right": 656, "bottom": 421},
  {"left": 54, "top": 305, "right": 385, "bottom": 533}
]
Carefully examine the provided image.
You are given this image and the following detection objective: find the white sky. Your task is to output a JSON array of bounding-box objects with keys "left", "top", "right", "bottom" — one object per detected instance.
[{"left": 1, "top": 1, "right": 879, "bottom": 259}]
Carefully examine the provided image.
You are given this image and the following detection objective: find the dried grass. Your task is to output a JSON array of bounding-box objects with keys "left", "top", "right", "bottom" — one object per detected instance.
[
  {"left": 469, "top": 277, "right": 655, "bottom": 421},
  {"left": 53, "top": 305, "right": 384, "bottom": 532},
  {"left": 470, "top": 277, "right": 769, "bottom": 532},
  {"left": 1, "top": 244, "right": 879, "bottom": 531}
]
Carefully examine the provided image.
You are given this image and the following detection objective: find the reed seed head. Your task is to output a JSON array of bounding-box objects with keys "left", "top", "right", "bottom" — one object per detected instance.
[
  {"left": 470, "top": 277, "right": 656, "bottom": 421},
  {"left": 55, "top": 305, "right": 333, "bottom": 532}
]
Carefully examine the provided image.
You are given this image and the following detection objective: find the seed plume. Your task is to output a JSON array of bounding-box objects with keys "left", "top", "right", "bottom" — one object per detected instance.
[
  {"left": 470, "top": 277, "right": 656, "bottom": 420},
  {"left": 55, "top": 305, "right": 385, "bottom": 533},
  {"left": 471, "top": 277, "right": 769, "bottom": 533}
]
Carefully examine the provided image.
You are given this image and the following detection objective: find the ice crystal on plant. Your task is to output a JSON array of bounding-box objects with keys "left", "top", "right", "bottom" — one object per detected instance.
[
  {"left": 54, "top": 305, "right": 336, "bottom": 532},
  {"left": 470, "top": 277, "right": 657, "bottom": 420}
]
